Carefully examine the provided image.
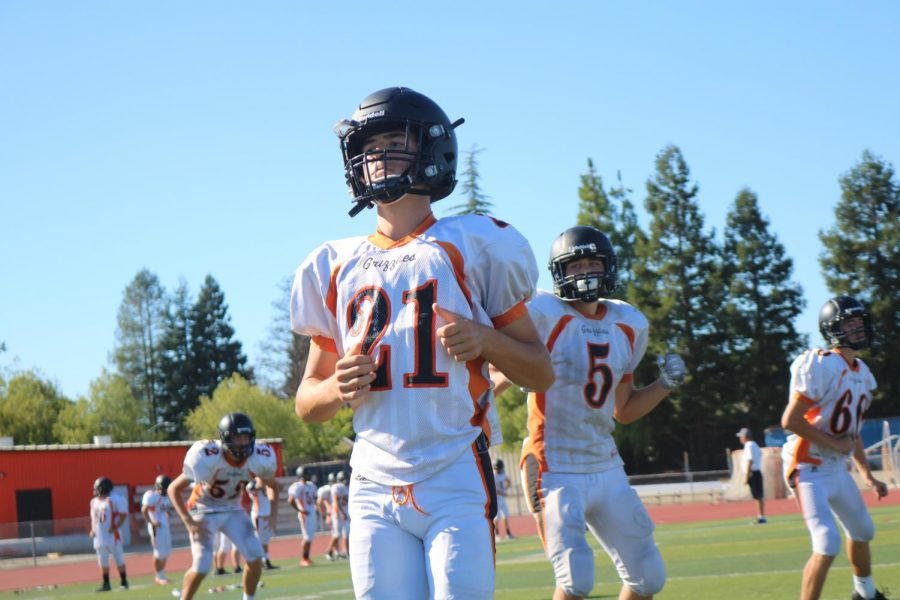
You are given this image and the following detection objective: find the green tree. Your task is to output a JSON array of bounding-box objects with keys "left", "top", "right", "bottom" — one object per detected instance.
[
  {"left": 0, "top": 371, "right": 68, "bottom": 444},
  {"left": 494, "top": 385, "right": 528, "bottom": 449},
  {"left": 819, "top": 151, "right": 900, "bottom": 415},
  {"left": 450, "top": 145, "right": 493, "bottom": 215},
  {"left": 185, "top": 374, "right": 348, "bottom": 463},
  {"left": 626, "top": 145, "right": 729, "bottom": 471},
  {"left": 112, "top": 269, "right": 167, "bottom": 426},
  {"left": 256, "top": 277, "right": 311, "bottom": 399},
  {"left": 575, "top": 160, "right": 645, "bottom": 294},
  {"left": 54, "top": 370, "right": 153, "bottom": 443},
  {"left": 189, "top": 276, "right": 251, "bottom": 403},
  {"left": 721, "top": 188, "right": 807, "bottom": 430},
  {"left": 158, "top": 281, "right": 195, "bottom": 434}
]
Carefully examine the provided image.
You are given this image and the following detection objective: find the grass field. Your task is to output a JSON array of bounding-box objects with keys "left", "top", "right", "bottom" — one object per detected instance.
[{"left": 6, "top": 505, "right": 900, "bottom": 600}]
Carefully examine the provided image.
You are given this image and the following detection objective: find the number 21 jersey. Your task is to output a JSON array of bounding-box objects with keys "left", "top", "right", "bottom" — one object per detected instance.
[{"left": 291, "top": 213, "right": 538, "bottom": 486}]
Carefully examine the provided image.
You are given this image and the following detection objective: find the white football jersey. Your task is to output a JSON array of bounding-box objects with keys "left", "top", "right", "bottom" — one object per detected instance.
[
  {"left": 784, "top": 348, "right": 877, "bottom": 469},
  {"left": 331, "top": 482, "right": 350, "bottom": 520},
  {"left": 521, "top": 291, "right": 649, "bottom": 473},
  {"left": 288, "top": 481, "right": 318, "bottom": 514},
  {"left": 291, "top": 213, "right": 538, "bottom": 486},
  {"left": 494, "top": 471, "right": 509, "bottom": 496},
  {"left": 181, "top": 439, "right": 277, "bottom": 514},
  {"left": 90, "top": 494, "right": 127, "bottom": 546},
  {"left": 317, "top": 484, "right": 332, "bottom": 507},
  {"left": 247, "top": 486, "right": 271, "bottom": 517},
  {"left": 141, "top": 489, "right": 170, "bottom": 528}
]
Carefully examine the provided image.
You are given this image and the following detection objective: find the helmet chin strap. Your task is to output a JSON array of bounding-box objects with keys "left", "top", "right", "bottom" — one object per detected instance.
[{"left": 348, "top": 175, "right": 430, "bottom": 217}]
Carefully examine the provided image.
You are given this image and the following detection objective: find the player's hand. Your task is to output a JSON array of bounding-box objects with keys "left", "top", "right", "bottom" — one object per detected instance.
[
  {"left": 657, "top": 353, "right": 687, "bottom": 390},
  {"left": 869, "top": 478, "right": 889, "bottom": 500},
  {"left": 334, "top": 353, "right": 377, "bottom": 409},
  {"left": 434, "top": 304, "right": 486, "bottom": 362}
]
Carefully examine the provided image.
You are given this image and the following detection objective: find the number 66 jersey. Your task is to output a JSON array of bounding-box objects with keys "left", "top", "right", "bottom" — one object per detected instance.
[
  {"left": 182, "top": 440, "right": 277, "bottom": 514},
  {"left": 291, "top": 213, "right": 538, "bottom": 486},
  {"left": 783, "top": 348, "right": 877, "bottom": 470}
]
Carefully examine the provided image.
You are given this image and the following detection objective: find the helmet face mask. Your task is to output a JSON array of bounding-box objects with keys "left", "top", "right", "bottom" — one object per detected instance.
[
  {"left": 819, "top": 296, "right": 875, "bottom": 350},
  {"left": 549, "top": 226, "right": 618, "bottom": 303},
  {"left": 335, "top": 87, "right": 463, "bottom": 217},
  {"left": 218, "top": 412, "right": 256, "bottom": 462}
]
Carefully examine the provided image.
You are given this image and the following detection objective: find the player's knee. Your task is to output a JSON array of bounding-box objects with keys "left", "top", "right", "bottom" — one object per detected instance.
[
  {"left": 557, "top": 552, "right": 595, "bottom": 597},
  {"left": 192, "top": 552, "right": 213, "bottom": 575},
  {"left": 814, "top": 528, "right": 842, "bottom": 557},
  {"left": 851, "top": 516, "right": 875, "bottom": 543},
  {"left": 626, "top": 547, "right": 666, "bottom": 596}
]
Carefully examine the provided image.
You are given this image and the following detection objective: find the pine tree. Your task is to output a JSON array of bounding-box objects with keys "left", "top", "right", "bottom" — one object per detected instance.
[
  {"left": 189, "top": 275, "right": 251, "bottom": 402},
  {"left": 819, "top": 151, "right": 900, "bottom": 415},
  {"left": 158, "top": 282, "right": 195, "bottom": 433},
  {"left": 112, "top": 269, "right": 167, "bottom": 426},
  {"left": 722, "top": 188, "right": 807, "bottom": 431},
  {"left": 450, "top": 145, "right": 493, "bottom": 215},
  {"left": 625, "top": 145, "right": 729, "bottom": 471},
  {"left": 575, "top": 160, "right": 644, "bottom": 294}
]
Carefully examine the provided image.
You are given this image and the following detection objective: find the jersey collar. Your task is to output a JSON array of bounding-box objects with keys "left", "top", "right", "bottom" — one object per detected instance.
[{"left": 368, "top": 213, "right": 437, "bottom": 249}]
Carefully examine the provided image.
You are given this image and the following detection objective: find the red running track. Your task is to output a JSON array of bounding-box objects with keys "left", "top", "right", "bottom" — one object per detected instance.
[{"left": 3, "top": 493, "right": 898, "bottom": 592}]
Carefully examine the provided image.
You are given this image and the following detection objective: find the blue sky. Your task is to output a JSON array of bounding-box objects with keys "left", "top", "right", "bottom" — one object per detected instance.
[{"left": 2, "top": 2, "right": 898, "bottom": 400}]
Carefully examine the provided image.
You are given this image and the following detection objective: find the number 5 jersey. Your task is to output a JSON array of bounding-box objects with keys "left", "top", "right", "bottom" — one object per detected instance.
[{"left": 291, "top": 213, "right": 538, "bottom": 486}]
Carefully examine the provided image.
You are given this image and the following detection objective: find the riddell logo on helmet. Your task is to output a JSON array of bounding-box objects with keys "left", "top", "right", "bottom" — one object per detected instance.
[
  {"left": 569, "top": 243, "right": 597, "bottom": 253},
  {"left": 362, "top": 110, "right": 385, "bottom": 120}
]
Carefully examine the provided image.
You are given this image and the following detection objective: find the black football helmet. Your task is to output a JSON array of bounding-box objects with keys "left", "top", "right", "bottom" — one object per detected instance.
[
  {"left": 493, "top": 459, "right": 504, "bottom": 473},
  {"left": 218, "top": 412, "right": 256, "bottom": 461},
  {"left": 155, "top": 474, "right": 172, "bottom": 494},
  {"left": 549, "top": 226, "right": 618, "bottom": 302},
  {"left": 819, "top": 296, "right": 874, "bottom": 350},
  {"left": 334, "top": 87, "right": 464, "bottom": 217},
  {"left": 94, "top": 476, "right": 113, "bottom": 497}
]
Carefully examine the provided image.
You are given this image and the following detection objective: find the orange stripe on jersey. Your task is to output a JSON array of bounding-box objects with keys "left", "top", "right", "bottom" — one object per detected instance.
[
  {"left": 616, "top": 322, "right": 635, "bottom": 352},
  {"left": 621, "top": 373, "right": 634, "bottom": 383},
  {"left": 546, "top": 315, "right": 574, "bottom": 352},
  {"left": 467, "top": 357, "right": 491, "bottom": 436},
  {"left": 186, "top": 483, "right": 202, "bottom": 511},
  {"left": 312, "top": 335, "right": 337, "bottom": 353},
  {"left": 521, "top": 392, "right": 550, "bottom": 472},
  {"left": 434, "top": 240, "right": 474, "bottom": 308},
  {"left": 326, "top": 263, "right": 342, "bottom": 318},
  {"left": 367, "top": 213, "right": 438, "bottom": 249},
  {"left": 792, "top": 391, "right": 816, "bottom": 405},
  {"left": 491, "top": 301, "right": 527, "bottom": 328}
]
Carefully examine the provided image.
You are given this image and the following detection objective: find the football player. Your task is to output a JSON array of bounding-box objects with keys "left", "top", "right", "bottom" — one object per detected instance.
[
  {"left": 330, "top": 471, "right": 350, "bottom": 559},
  {"left": 246, "top": 479, "right": 279, "bottom": 570},
  {"left": 316, "top": 472, "right": 339, "bottom": 560},
  {"left": 492, "top": 459, "right": 515, "bottom": 540},
  {"left": 781, "top": 296, "right": 889, "bottom": 600},
  {"left": 286, "top": 466, "right": 318, "bottom": 566},
  {"left": 291, "top": 86, "right": 553, "bottom": 599},
  {"left": 89, "top": 476, "right": 129, "bottom": 591},
  {"left": 492, "top": 226, "right": 686, "bottom": 600},
  {"left": 141, "top": 474, "right": 173, "bottom": 584},
  {"left": 168, "top": 413, "right": 279, "bottom": 600}
]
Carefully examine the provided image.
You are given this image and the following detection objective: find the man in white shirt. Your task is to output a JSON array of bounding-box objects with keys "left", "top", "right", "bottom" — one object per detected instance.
[{"left": 736, "top": 428, "right": 766, "bottom": 524}]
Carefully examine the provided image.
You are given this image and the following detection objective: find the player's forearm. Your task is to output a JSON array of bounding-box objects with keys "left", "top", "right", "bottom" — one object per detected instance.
[
  {"left": 615, "top": 382, "right": 668, "bottom": 424},
  {"left": 296, "top": 376, "right": 343, "bottom": 423},
  {"left": 781, "top": 411, "right": 846, "bottom": 453},
  {"left": 482, "top": 331, "right": 553, "bottom": 391},
  {"left": 488, "top": 364, "right": 513, "bottom": 396},
  {"left": 851, "top": 438, "right": 873, "bottom": 479}
]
